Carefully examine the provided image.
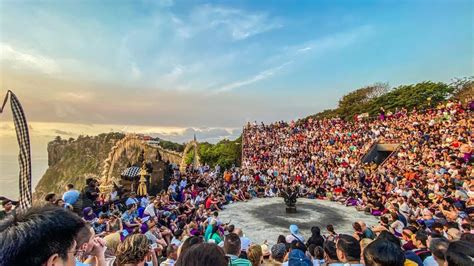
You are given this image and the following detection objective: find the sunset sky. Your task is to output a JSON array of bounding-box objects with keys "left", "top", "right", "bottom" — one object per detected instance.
[{"left": 1, "top": 0, "right": 472, "bottom": 146}]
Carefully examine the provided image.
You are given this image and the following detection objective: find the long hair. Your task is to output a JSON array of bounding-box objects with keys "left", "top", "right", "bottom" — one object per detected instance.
[
  {"left": 116, "top": 234, "right": 150, "bottom": 265},
  {"left": 247, "top": 244, "right": 263, "bottom": 266},
  {"left": 176, "top": 243, "right": 227, "bottom": 266}
]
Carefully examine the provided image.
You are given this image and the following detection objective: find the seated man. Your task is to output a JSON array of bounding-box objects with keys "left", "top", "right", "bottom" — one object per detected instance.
[
  {"left": 224, "top": 233, "right": 252, "bottom": 266},
  {"left": 0, "top": 199, "right": 15, "bottom": 220},
  {"left": 335, "top": 234, "right": 362, "bottom": 265},
  {"left": 363, "top": 239, "right": 405, "bottom": 266},
  {"left": 0, "top": 205, "right": 91, "bottom": 266}
]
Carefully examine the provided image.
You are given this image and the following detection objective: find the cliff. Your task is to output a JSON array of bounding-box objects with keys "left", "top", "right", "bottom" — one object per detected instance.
[{"left": 34, "top": 132, "right": 182, "bottom": 201}]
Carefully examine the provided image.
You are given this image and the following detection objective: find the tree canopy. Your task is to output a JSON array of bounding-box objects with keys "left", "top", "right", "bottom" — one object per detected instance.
[{"left": 308, "top": 78, "right": 470, "bottom": 121}]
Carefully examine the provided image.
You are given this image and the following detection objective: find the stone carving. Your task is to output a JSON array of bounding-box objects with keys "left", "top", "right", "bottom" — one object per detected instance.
[{"left": 282, "top": 186, "right": 298, "bottom": 213}]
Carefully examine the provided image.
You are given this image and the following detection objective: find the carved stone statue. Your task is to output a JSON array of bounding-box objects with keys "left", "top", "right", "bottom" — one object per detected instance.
[{"left": 282, "top": 186, "right": 298, "bottom": 213}]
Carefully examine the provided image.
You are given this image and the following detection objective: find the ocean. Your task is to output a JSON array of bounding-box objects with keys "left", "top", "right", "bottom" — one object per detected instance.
[{"left": 0, "top": 153, "right": 49, "bottom": 200}]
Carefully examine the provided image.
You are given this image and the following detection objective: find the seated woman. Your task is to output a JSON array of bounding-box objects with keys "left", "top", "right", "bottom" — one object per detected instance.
[
  {"left": 116, "top": 234, "right": 158, "bottom": 266},
  {"left": 371, "top": 216, "right": 390, "bottom": 235},
  {"left": 106, "top": 211, "right": 123, "bottom": 233},
  {"left": 121, "top": 203, "right": 142, "bottom": 233},
  {"left": 143, "top": 220, "right": 168, "bottom": 254},
  {"left": 82, "top": 207, "right": 97, "bottom": 224},
  {"left": 207, "top": 224, "right": 222, "bottom": 245}
]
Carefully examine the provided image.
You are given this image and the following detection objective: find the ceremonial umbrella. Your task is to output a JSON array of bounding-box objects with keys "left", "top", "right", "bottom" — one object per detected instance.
[{"left": 121, "top": 166, "right": 141, "bottom": 178}]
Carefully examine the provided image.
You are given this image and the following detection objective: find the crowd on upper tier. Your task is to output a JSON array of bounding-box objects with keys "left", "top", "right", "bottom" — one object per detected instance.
[{"left": 0, "top": 100, "right": 473, "bottom": 266}]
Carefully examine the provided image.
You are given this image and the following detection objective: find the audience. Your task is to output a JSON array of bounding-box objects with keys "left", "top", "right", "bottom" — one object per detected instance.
[
  {"left": 0, "top": 205, "right": 92, "bottom": 266},
  {"left": 0, "top": 100, "right": 472, "bottom": 266}
]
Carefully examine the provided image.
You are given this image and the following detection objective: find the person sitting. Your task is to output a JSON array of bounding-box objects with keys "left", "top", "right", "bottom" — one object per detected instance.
[
  {"left": 0, "top": 205, "right": 89, "bottom": 266},
  {"left": 92, "top": 213, "right": 108, "bottom": 237},
  {"left": 122, "top": 203, "right": 141, "bottom": 233},
  {"left": 82, "top": 207, "right": 97, "bottom": 223},
  {"left": 358, "top": 221, "right": 376, "bottom": 239},
  {"left": 235, "top": 228, "right": 252, "bottom": 257},
  {"left": 205, "top": 193, "right": 222, "bottom": 211},
  {"left": 363, "top": 239, "right": 405, "bottom": 266},
  {"left": 63, "top": 183, "right": 81, "bottom": 210},
  {"left": 284, "top": 240, "right": 312, "bottom": 266},
  {"left": 125, "top": 192, "right": 139, "bottom": 207},
  {"left": 323, "top": 240, "right": 340, "bottom": 265},
  {"left": 0, "top": 199, "right": 15, "bottom": 220},
  {"left": 106, "top": 211, "right": 123, "bottom": 233},
  {"left": 286, "top": 224, "right": 305, "bottom": 244},
  {"left": 376, "top": 230, "right": 422, "bottom": 266},
  {"left": 44, "top": 192, "right": 57, "bottom": 205},
  {"left": 308, "top": 245, "right": 325, "bottom": 266},
  {"left": 247, "top": 244, "right": 263, "bottom": 266},
  {"left": 224, "top": 233, "right": 252, "bottom": 266},
  {"left": 176, "top": 236, "right": 204, "bottom": 259},
  {"left": 423, "top": 237, "right": 449, "bottom": 266},
  {"left": 335, "top": 234, "right": 362, "bottom": 265},
  {"left": 75, "top": 223, "right": 109, "bottom": 266},
  {"left": 176, "top": 242, "right": 227, "bottom": 266},
  {"left": 445, "top": 240, "right": 474, "bottom": 266},
  {"left": 269, "top": 243, "right": 287, "bottom": 265},
  {"left": 161, "top": 244, "right": 178, "bottom": 266},
  {"left": 208, "top": 224, "right": 223, "bottom": 245},
  {"left": 116, "top": 234, "right": 157, "bottom": 266},
  {"left": 306, "top": 226, "right": 325, "bottom": 247},
  {"left": 171, "top": 229, "right": 184, "bottom": 247},
  {"left": 413, "top": 231, "right": 432, "bottom": 262}
]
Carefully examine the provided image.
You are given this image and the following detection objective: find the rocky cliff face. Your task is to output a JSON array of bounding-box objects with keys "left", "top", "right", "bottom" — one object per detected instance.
[{"left": 34, "top": 132, "right": 178, "bottom": 201}]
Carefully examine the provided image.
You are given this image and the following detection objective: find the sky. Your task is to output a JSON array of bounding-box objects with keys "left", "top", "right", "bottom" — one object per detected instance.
[{"left": 0, "top": 0, "right": 473, "bottom": 146}]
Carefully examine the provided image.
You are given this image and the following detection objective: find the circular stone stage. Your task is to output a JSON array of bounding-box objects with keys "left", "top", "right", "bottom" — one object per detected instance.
[{"left": 219, "top": 197, "right": 379, "bottom": 245}]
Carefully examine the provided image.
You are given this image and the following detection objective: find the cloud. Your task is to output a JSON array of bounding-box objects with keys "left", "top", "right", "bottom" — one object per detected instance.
[
  {"left": 210, "top": 25, "right": 374, "bottom": 94},
  {"left": 131, "top": 63, "right": 142, "bottom": 79},
  {"left": 178, "top": 5, "right": 282, "bottom": 41},
  {"left": 149, "top": 127, "right": 241, "bottom": 143},
  {"left": 290, "top": 25, "right": 374, "bottom": 56},
  {"left": 53, "top": 129, "right": 75, "bottom": 136},
  {"left": 214, "top": 61, "right": 292, "bottom": 93},
  {"left": 0, "top": 43, "right": 60, "bottom": 75}
]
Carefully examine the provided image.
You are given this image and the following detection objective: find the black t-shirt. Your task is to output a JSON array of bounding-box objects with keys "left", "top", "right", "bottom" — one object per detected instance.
[{"left": 414, "top": 248, "right": 432, "bottom": 262}]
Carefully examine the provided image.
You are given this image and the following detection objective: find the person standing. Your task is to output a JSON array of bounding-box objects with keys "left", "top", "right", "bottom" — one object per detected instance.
[
  {"left": 63, "top": 183, "right": 80, "bottom": 211},
  {"left": 82, "top": 178, "right": 99, "bottom": 210}
]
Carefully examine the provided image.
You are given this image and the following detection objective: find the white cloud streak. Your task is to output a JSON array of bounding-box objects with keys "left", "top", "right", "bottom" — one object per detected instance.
[
  {"left": 214, "top": 61, "right": 292, "bottom": 93},
  {"left": 0, "top": 43, "right": 60, "bottom": 75},
  {"left": 177, "top": 5, "right": 282, "bottom": 41},
  {"left": 212, "top": 25, "right": 374, "bottom": 94}
]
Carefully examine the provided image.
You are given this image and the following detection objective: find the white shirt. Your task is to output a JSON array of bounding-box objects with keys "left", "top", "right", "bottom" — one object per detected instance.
[{"left": 144, "top": 203, "right": 157, "bottom": 218}]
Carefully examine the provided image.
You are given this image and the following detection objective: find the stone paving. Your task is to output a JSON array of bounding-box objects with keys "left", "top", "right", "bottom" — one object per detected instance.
[{"left": 219, "top": 197, "right": 379, "bottom": 245}]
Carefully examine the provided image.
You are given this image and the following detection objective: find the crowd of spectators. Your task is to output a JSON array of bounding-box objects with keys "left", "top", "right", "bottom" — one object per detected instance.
[{"left": 0, "top": 100, "right": 472, "bottom": 266}]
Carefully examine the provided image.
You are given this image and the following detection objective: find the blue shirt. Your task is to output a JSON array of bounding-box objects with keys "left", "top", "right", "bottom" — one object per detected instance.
[
  {"left": 122, "top": 210, "right": 138, "bottom": 223},
  {"left": 126, "top": 197, "right": 139, "bottom": 206},
  {"left": 63, "top": 190, "right": 80, "bottom": 205}
]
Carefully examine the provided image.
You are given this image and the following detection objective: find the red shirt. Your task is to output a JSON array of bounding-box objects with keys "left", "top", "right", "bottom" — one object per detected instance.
[{"left": 205, "top": 197, "right": 213, "bottom": 209}]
